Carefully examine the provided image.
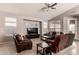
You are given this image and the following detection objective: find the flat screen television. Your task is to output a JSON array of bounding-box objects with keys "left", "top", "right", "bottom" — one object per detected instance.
[{"left": 27, "top": 28, "right": 38, "bottom": 34}]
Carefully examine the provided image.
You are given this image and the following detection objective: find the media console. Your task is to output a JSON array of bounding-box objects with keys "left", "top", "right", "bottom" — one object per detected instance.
[
  {"left": 26, "top": 34, "right": 40, "bottom": 39},
  {"left": 26, "top": 28, "right": 40, "bottom": 39}
]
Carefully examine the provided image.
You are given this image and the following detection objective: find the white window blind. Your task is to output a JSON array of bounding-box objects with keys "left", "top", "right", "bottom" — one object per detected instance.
[
  {"left": 5, "top": 17, "right": 17, "bottom": 36},
  {"left": 5, "top": 17, "right": 16, "bottom": 27}
]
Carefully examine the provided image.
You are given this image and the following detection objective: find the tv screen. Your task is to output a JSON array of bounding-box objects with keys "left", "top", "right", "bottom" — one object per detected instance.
[{"left": 27, "top": 28, "right": 38, "bottom": 34}]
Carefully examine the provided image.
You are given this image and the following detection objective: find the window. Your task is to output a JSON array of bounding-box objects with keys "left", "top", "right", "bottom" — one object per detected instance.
[
  {"left": 69, "top": 20, "right": 76, "bottom": 33},
  {"left": 5, "top": 17, "right": 17, "bottom": 36},
  {"left": 5, "top": 17, "right": 16, "bottom": 27},
  {"left": 49, "top": 21, "right": 61, "bottom": 32},
  {"left": 55, "top": 24, "right": 60, "bottom": 28},
  {"left": 43, "top": 22, "right": 48, "bottom": 28},
  {"left": 55, "top": 24, "right": 61, "bottom": 32},
  {"left": 69, "top": 24, "right": 75, "bottom": 33},
  {"left": 49, "top": 23, "right": 54, "bottom": 28}
]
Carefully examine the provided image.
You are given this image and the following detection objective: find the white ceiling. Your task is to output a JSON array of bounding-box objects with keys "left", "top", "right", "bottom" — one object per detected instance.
[{"left": 0, "top": 3, "right": 78, "bottom": 21}]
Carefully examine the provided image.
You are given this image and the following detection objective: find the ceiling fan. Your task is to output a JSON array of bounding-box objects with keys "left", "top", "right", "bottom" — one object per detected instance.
[{"left": 41, "top": 3, "right": 57, "bottom": 11}]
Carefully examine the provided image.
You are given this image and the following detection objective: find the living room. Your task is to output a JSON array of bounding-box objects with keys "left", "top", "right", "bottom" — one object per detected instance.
[{"left": 0, "top": 3, "right": 79, "bottom": 55}]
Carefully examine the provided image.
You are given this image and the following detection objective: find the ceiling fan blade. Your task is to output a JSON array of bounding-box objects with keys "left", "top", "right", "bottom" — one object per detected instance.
[
  {"left": 40, "top": 3, "right": 57, "bottom": 12},
  {"left": 51, "top": 3, "right": 57, "bottom": 7}
]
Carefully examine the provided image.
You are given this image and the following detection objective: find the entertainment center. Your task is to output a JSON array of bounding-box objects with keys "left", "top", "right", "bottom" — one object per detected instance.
[{"left": 26, "top": 28, "right": 40, "bottom": 39}]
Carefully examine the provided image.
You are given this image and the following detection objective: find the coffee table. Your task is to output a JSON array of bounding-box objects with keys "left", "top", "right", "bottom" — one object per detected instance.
[
  {"left": 41, "top": 35, "right": 55, "bottom": 41},
  {"left": 37, "top": 43, "right": 52, "bottom": 55}
]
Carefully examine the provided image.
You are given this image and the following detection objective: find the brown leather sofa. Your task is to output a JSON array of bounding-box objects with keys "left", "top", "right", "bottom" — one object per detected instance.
[
  {"left": 13, "top": 34, "right": 32, "bottom": 53},
  {"left": 46, "top": 33, "right": 75, "bottom": 53}
]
